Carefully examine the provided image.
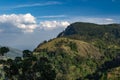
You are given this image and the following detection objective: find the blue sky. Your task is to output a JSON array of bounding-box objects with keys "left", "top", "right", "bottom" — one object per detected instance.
[
  {"left": 1, "top": 0, "right": 120, "bottom": 16},
  {"left": 0, "top": 0, "right": 120, "bottom": 50}
]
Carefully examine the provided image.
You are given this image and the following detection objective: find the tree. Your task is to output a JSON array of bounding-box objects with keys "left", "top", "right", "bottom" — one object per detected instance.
[
  {"left": 0, "top": 47, "right": 9, "bottom": 56},
  {"left": 33, "top": 57, "right": 56, "bottom": 80},
  {"left": 6, "top": 58, "right": 13, "bottom": 65},
  {"left": 23, "top": 50, "right": 32, "bottom": 58}
]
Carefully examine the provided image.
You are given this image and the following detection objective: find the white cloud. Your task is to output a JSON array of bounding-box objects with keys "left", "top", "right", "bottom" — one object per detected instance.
[
  {"left": 0, "top": 13, "right": 37, "bottom": 33},
  {"left": 38, "top": 15, "right": 66, "bottom": 18},
  {"left": 7, "top": 1, "right": 61, "bottom": 9},
  {"left": 0, "top": 13, "right": 118, "bottom": 33},
  {"left": 70, "top": 17, "right": 115, "bottom": 24},
  {"left": 105, "top": 18, "right": 113, "bottom": 21},
  {"left": 39, "top": 21, "right": 70, "bottom": 30},
  {"left": 0, "top": 13, "right": 70, "bottom": 33}
]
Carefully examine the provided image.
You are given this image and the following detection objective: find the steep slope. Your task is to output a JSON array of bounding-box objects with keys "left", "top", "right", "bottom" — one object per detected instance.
[
  {"left": 34, "top": 22, "right": 120, "bottom": 80},
  {"left": 58, "top": 22, "right": 120, "bottom": 50},
  {"left": 56, "top": 22, "right": 120, "bottom": 80},
  {"left": 58, "top": 22, "right": 120, "bottom": 40},
  {"left": 34, "top": 38, "right": 104, "bottom": 80},
  {"left": 34, "top": 38, "right": 102, "bottom": 59},
  {"left": 57, "top": 22, "right": 120, "bottom": 60}
]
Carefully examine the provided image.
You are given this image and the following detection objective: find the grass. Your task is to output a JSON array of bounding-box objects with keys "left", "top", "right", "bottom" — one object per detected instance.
[{"left": 35, "top": 37, "right": 102, "bottom": 59}]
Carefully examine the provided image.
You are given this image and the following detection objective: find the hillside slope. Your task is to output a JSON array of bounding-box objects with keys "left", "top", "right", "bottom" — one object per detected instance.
[
  {"left": 57, "top": 22, "right": 120, "bottom": 60},
  {"left": 35, "top": 38, "right": 102, "bottom": 59},
  {"left": 57, "top": 22, "right": 120, "bottom": 80},
  {"left": 58, "top": 22, "right": 120, "bottom": 40},
  {"left": 34, "top": 22, "right": 120, "bottom": 80},
  {"left": 34, "top": 38, "right": 104, "bottom": 80}
]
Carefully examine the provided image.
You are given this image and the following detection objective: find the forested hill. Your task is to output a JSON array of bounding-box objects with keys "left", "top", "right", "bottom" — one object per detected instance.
[
  {"left": 56, "top": 22, "right": 120, "bottom": 79},
  {"left": 58, "top": 22, "right": 120, "bottom": 42},
  {"left": 57, "top": 22, "right": 120, "bottom": 58},
  {"left": 33, "top": 22, "right": 120, "bottom": 80}
]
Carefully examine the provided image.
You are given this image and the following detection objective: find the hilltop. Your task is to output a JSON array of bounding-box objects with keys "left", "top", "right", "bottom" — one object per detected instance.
[
  {"left": 57, "top": 22, "right": 120, "bottom": 60},
  {"left": 58, "top": 22, "right": 120, "bottom": 41}
]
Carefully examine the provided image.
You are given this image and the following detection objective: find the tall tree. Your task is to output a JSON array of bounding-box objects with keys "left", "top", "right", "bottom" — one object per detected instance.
[
  {"left": 0, "top": 47, "right": 9, "bottom": 56},
  {"left": 22, "top": 50, "right": 32, "bottom": 58}
]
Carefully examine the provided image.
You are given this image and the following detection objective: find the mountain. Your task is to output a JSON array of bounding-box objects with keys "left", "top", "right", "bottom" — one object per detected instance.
[
  {"left": 58, "top": 22, "right": 120, "bottom": 40},
  {"left": 57, "top": 22, "right": 120, "bottom": 60},
  {"left": 34, "top": 37, "right": 104, "bottom": 80},
  {"left": 0, "top": 45, "right": 22, "bottom": 59},
  {"left": 34, "top": 22, "right": 120, "bottom": 80},
  {"left": 56, "top": 22, "right": 120, "bottom": 79},
  {"left": 33, "top": 38, "right": 120, "bottom": 80},
  {"left": 1, "top": 22, "right": 120, "bottom": 80},
  {"left": 57, "top": 22, "right": 120, "bottom": 48},
  {"left": 34, "top": 38, "right": 102, "bottom": 59}
]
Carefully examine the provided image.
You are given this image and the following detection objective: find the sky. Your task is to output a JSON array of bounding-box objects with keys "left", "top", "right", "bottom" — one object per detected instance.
[{"left": 0, "top": 0, "right": 120, "bottom": 50}]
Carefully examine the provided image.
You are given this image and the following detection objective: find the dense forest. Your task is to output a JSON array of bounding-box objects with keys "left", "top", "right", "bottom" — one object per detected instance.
[{"left": 0, "top": 22, "right": 120, "bottom": 80}]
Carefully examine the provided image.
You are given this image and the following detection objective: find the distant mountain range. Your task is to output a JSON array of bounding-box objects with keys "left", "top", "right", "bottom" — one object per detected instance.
[{"left": 0, "top": 45, "right": 22, "bottom": 59}]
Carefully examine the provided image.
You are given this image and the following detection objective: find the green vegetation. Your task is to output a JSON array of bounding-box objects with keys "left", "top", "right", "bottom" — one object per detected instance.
[
  {"left": 57, "top": 22, "right": 120, "bottom": 79},
  {"left": 0, "top": 50, "right": 56, "bottom": 80},
  {"left": 35, "top": 38, "right": 102, "bottom": 59},
  {"left": 0, "top": 47, "right": 9, "bottom": 56},
  {"left": 34, "top": 38, "right": 103, "bottom": 80}
]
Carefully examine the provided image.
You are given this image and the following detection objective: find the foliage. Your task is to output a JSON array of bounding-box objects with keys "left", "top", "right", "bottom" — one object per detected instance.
[
  {"left": 23, "top": 50, "right": 32, "bottom": 58},
  {"left": 0, "top": 49, "right": 56, "bottom": 80},
  {"left": 0, "top": 47, "right": 9, "bottom": 56}
]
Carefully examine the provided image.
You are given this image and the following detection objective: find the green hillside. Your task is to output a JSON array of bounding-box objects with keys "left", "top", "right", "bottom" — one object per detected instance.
[
  {"left": 34, "top": 38, "right": 104, "bottom": 80},
  {"left": 58, "top": 22, "right": 120, "bottom": 41},
  {"left": 58, "top": 22, "right": 120, "bottom": 56},
  {"left": 34, "top": 38, "right": 102, "bottom": 59},
  {"left": 57, "top": 22, "right": 120, "bottom": 80}
]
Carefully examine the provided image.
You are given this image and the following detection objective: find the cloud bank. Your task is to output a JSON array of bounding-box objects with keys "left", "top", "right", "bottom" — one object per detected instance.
[
  {"left": 0, "top": 13, "right": 119, "bottom": 34},
  {"left": 0, "top": 13, "right": 70, "bottom": 33},
  {"left": 0, "top": 13, "right": 37, "bottom": 33},
  {"left": 40, "top": 21, "right": 70, "bottom": 30}
]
